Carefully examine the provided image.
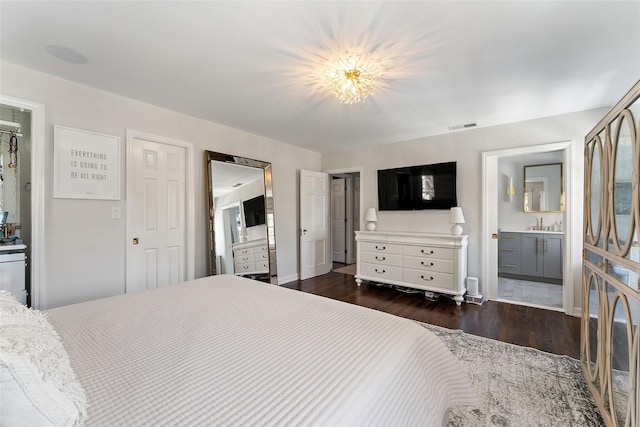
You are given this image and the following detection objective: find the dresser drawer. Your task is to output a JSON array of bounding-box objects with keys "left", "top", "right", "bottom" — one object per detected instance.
[
  {"left": 404, "top": 246, "right": 454, "bottom": 260},
  {"left": 234, "top": 253, "right": 255, "bottom": 264},
  {"left": 360, "top": 262, "right": 403, "bottom": 282},
  {"left": 360, "top": 251, "right": 402, "bottom": 267},
  {"left": 403, "top": 256, "right": 454, "bottom": 273},
  {"left": 403, "top": 269, "right": 455, "bottom": 291},
  {"left": 359, "top": 242, "right": 403, "bottom": 255},
  {"left": 255, "top": 261, "right": 269, "bottom": 271},
  {"left": 235, "top": 247, "right": 255, "bottom": 256},
  {"left": 255, "top": 252, "right": 269, "bottom": 261},
  {"left": 235, "top": 262, "right": 256, "bottom": 273}
]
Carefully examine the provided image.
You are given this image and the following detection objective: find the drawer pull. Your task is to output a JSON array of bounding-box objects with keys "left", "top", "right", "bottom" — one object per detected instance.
[
  {"left": 502, "top": 248, "right": 516, "bottom": 252},
  {"left": 502, "top": 236, "right": 516, "bottom": 239},
  {"left": 375, "top": 245, "right": 386, "bottom": 251},
  {"left": 374, "top": 268, "right": 386, "bottom": 274},
  {"left": 375, "top": 256, "right": 386, "bottom": 261},
  {"left": 421, "top": 261, "right": 434, "bottom": 267},
  {"left": 420, "top": 275, "right": 434, "bottom": 281},
  {"left": 505, "top": 264, "right": 519, "bottom": 268},
  {"left": 421, "top": 249, "right": 434, "bottom": 255}
]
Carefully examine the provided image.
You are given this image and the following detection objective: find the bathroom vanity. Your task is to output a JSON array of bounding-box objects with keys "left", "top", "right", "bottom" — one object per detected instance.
[{"left": 498, "top": 230, "right": 563, "bottom": 283}]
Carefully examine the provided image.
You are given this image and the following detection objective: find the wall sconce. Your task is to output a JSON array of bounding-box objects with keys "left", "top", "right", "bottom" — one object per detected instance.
[
  {"left": 364, "top": 207, "right": 378, "bottom": 231},
  {"left": 449, "top": 207, "right": 465, "bottom": 236},
  {"left": 506, "top": 176, "right": 515, "bottom": 203}
]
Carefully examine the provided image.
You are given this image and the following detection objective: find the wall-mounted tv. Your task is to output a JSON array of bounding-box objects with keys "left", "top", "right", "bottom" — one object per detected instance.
[
  {"left": 378, "top": 162, "right": 457, "bottom": 211},
  {"left": 243, "top": 195, "right": 266, "bottom": 227}
]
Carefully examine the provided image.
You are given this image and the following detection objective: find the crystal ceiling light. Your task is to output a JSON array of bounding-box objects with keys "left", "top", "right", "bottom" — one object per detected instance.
[{"left": 324, "top": 55, "right": 379, "bottom": 104}]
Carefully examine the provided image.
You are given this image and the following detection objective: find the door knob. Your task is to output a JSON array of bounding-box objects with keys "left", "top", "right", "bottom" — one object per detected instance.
[{"left": 133, "top": 238, "right": 139, "bottom": 245}]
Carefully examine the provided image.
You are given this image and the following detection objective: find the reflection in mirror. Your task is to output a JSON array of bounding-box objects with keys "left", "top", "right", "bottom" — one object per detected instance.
[
  {"left": 609, "top": 296, "right": 635, "bottom": 426},
  {"left": 204, "top": 151, "right": 277, "bottom": 283},
  {"left": 611, "top": 112, "right": 635, "bottom": 255},
  {"left": 588, "top": 138, "right": 602, "bottom": 246},
  {"left": 587, "top": 272, "right": 600, "bottom": 383},
  {"left": 523, "top": 163, "right": 564, "bottom": 213}
]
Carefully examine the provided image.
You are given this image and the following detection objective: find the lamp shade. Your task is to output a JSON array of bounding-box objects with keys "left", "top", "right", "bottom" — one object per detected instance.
[
  {"left": 364, "top": 208, "right": 378, "bottom": 222},
  {"left": 449, "top": 207, "right": 465, "bottom": 224}
]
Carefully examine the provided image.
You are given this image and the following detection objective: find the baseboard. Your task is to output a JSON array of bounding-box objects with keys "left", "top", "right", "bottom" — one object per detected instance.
[{"left": 277, "top": 274, "right": 299, "bottom": 285}]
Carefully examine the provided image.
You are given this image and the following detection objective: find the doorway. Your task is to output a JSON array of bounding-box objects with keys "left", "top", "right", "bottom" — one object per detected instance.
[
  {"left": 0, "top": 95, "right": 44, "bottom": 308},
  {"left": 482, "top": 141, "right": 574, "bottom": 314},
  {"left": 330, "top": 173, "right": 360, "bottom": 267}
]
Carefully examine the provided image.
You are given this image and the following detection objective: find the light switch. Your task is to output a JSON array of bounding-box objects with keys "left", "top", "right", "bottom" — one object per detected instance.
[{"left": 112, "top": 207, "right": 122, "bottom": 219}]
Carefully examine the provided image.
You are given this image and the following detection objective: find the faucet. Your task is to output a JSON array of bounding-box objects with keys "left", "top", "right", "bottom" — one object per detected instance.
[{"left": 539, "top": 217, "right": 543, "bottom": 230}]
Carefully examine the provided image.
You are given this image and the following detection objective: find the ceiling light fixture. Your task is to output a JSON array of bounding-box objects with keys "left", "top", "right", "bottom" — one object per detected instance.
[{"left": 324, "top": 55, "right": 379, "bottom": 104}]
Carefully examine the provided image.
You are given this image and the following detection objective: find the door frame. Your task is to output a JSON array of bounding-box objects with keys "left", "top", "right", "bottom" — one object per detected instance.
[
  {"left": 325, "top": 167, "right": 364, "bottom": 266},
  {"left": 125, "top": 130, "right": 195, "bottom": 290},
  {"left": 481, "top": 141, "right": 574, "bottom": 315},
  {"left": 0, "top": 94, "right": 45, "bottom": 308}
]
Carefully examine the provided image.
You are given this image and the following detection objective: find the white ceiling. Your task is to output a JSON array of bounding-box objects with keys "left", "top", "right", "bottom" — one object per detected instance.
[
  {"left": 210, "top": 161, "right": 263, "bottom": 198},
  {"left": 1, "top": 1, "right": 638, "bottom": 153}
]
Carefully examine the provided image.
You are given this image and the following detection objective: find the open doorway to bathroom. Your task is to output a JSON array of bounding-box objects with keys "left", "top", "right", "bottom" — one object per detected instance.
[
  {"left": 0, "top": 104, "right": 31, "bottom": 305},
  {"left": 497, "top": 151, "right": 565, "bottom": 310}
]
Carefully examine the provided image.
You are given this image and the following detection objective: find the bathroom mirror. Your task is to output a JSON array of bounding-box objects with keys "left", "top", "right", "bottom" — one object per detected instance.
[
  {"left": 204, "top": 151, "right": 277, "bottom": 283},
  {"left": 523, "top": 162, "right": 564, "bottom": 213}
]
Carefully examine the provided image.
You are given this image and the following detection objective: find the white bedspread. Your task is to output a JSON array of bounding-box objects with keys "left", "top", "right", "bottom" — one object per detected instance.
[{"left": 46, "top": 275, "right": 478, "bottom": 426}]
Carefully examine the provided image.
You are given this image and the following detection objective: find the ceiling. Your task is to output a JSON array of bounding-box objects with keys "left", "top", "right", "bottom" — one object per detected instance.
[
  {"left": 1, "top": 1, "right": 639, "bottom": 153},
  {"left": 210, "top": 161, "right": 263, "bottom": 198}
]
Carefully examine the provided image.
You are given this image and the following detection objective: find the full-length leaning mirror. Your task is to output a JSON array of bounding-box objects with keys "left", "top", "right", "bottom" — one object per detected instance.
[
  {"left": 204, "top": 151, "right": 277, "bottom": 283},
  {"left": 523, "top": 162, "right": 564, "bottom": 213}
]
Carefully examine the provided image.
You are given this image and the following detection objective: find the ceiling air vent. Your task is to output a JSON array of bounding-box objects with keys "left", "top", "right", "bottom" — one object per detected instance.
[{"left": 448, "top": 122, "right": 478, "bottom": 131}]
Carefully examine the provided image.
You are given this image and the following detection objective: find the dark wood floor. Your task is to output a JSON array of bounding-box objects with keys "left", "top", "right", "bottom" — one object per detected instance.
[{"left": 282, "top": 265, "right": 582, "bottom": 359}]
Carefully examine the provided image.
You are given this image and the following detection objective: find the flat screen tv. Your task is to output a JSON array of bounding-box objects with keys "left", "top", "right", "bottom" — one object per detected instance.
[
  {"left": 243, "top": 195, "right": 266, "bottom": 227},
  {"left": 378, "top": 162, "right": 457, "bottom": 211}
]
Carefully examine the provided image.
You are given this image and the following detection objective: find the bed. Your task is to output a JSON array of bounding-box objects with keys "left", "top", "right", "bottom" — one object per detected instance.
[{"left": 2, "top": 275, "right": 478, "bottom": 426}]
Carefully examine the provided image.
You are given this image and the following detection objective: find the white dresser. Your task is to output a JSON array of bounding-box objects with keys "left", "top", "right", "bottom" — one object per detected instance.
[
  {"left": 355, "top": 231, "right": 468, "bottom": 305},
  {"left": 232, "top": 238, "right": 269, "bottom": 276}
]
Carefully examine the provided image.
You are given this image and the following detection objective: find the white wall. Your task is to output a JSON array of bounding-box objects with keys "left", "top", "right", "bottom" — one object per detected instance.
[
  {"left": 322, "top": 108, "right": 609, "bottom": 312},
  {"left": 1, "top": 61, "right": 321, "bottom": 309}
]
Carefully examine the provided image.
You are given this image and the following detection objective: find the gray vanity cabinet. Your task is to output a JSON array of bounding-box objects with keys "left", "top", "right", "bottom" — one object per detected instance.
[
  {"left": 498, "top": 232, "right": 522, "bottom": 274},
  {"left": 522, "top": 233, "right": 563, "bottom": 280}
]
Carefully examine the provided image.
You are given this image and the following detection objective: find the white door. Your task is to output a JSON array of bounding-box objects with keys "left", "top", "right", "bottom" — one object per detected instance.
[
  {"left": 222, "top": 204, "right": 240, "bottom": 274},
  {"left": 332, "top": 178, "right": 346, "bottom": 263},
  {"left": 300, "top": 170, "right": 330, "bottom": 280},
  {"left": 127, "top": 137, "right": 187, "bottom": 293}
]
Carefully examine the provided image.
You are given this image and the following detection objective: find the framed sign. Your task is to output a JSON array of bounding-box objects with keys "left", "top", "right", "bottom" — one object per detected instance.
[{"left": 53, "top": 125, "right": 120, "bottom": 200}]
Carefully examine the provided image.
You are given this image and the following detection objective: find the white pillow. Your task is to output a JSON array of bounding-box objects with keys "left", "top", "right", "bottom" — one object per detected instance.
[{"left": 0, "top": 291, "right": 87, "bottom": 426}]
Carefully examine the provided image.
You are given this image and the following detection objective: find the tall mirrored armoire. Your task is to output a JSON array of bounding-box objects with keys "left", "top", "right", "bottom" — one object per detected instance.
[{"left": 582, "top": 79, "right": 640, "bottom": 427}]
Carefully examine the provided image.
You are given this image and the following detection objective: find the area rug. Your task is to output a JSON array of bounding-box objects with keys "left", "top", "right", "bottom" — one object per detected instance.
[
  {"left": 418, "top": 323, "right": 604, "bottom": 426},
  {"left": 332, "top": 263, "right": 356, "bottom": 275}
]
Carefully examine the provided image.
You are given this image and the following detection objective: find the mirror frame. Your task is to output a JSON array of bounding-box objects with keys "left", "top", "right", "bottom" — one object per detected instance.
[
  {"left": 204, "top": 150, "right": 277, "bottom": 283},
  {"left": 523, "top": 162, "right": 565, "bottom": 213}
]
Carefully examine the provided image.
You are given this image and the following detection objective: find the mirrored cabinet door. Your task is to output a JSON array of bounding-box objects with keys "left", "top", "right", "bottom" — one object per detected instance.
[{"left": 582, "top": 80, "right": 639, "bottom": 427}]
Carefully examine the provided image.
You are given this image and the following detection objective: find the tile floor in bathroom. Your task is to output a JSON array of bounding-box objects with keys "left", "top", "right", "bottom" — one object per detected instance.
[{"left": 498, "top": 276, "right": 563, "bottom": 309}]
